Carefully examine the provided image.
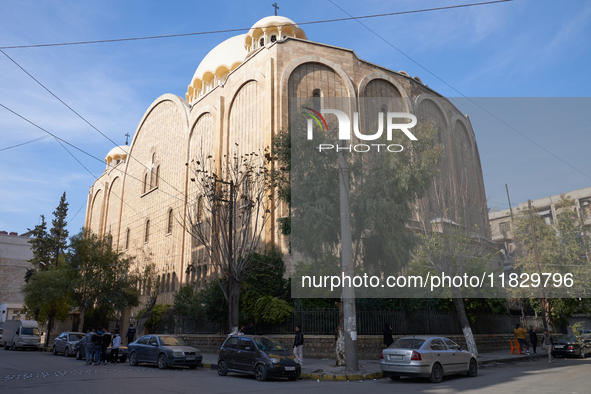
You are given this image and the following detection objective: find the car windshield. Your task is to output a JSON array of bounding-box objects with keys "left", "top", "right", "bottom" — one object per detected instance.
[
  {"left": 21, "top": 327, "right": 40, "bottom": 336},
  {"left": 390, "top": 338, "right": 425, "bottom": 350},
  {"left": 255, "top": 337, "right": 285, "bottom": 351},
  {"left": 160, "top": 336, "right": 187, "bottom": 346},
  {"left": 553, "top": 335, "right": 574, "bottom": 341},
  {"left": 70, "top": 334, "right": 84, "bottom": 341}
]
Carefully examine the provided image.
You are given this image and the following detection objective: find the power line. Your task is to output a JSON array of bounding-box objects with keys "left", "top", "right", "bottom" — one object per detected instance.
[
  {"left": 0, "top": 1, "right": 512, "bottom": 50},
  {"left": 327, "top": 0, "right": 591, "bottom": 185},
  {"left": 0, "top": 135, "right": 50, "bottom": 152}
]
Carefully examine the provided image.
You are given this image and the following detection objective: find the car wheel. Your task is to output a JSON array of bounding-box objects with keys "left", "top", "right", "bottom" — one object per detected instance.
[
  {"left": 75, "top": 348, "right": 82, "bottom": 360},
  {"left": 217, "top": 360, "right": 228, "bottom": 376},
  {"left": 64, "top": 347, "right": 70, "bottom": 357},
  {"left": 129, "top": 351, "right": 138, "bottom": 366},
  {"left": 158, "top": 353, "right": 168, "bottom": 369},
  {"left": 389, "top": 375, "right": 400, "bottom": 381},
  {"left": 467, "top": 359, "right": 478, "bottom": 377},
  {"left": 255, "top": 364, "right": 267, "bottom": 381},
  {"left": 429, "top": 363, "right": 443, "bottom": 383}
]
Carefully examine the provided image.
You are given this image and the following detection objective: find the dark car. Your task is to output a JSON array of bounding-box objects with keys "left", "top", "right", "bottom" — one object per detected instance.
[
  {"left": 218, "top": 335, "right": 301, "bottom": 381},
  {"left": 552, "top": 334, "right": 591, "bottom": 358},
  {"left": 52, "top": 332, "right": 85, "bottom": 357},
  {"left": 73, "top": 339, "right": 128, "bottom": 363},
  {"left": 128, "top": 335, "right": 202, "bottom": 369}
]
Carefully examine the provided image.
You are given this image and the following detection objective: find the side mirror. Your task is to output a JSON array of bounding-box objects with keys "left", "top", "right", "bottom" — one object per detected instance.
[{"left": 245, "top": 346, "right": 251, "bottom": 351}]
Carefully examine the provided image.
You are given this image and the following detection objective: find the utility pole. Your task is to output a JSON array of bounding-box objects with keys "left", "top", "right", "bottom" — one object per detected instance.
[
  {"left": 505, "top": 184, "right": 514, "bottom": 220},
  {"left": 528, "top": 199, "right": 549, "bottom": 331},
  {"left": 338, "top": 139, "right": 358, "bottom": 373}
]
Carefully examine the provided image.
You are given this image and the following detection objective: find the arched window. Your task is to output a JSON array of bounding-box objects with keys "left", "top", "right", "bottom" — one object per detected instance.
[
  {"left": 125, "top": 228, "right": 130, "bottom": 249},
  {"left": 270, "top": 35, "right": 277, "bottom": 42},
  {"left": 313, "top": 89, "right": 321, "bottom": 112},
  {"left": 166, "top": 273, "right": 170, "bottom": 293},
  {"left": 145, "top": 220, "right": 150, "bottom": 243},
  {"left": 143, "top": 174, "right": 148, "bottom": 193},
  {"left": 171, "top": 272, "right": 177, "bottom": 292},
  {"left": 155, "top": 165, "right": 160, "bottom": 188},
  {"left": 197, "top": 195, "right": 204, "bottom": 222},
  {"left": 259, "top": 37, "right": 264, "bottom": 47},
  {"left": 167, "top": 208, "right": 173, "bottom": 234}
]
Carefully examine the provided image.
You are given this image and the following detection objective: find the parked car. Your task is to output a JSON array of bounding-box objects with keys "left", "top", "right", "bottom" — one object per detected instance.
[
  {"left": 552, "top": 334, "right": 591, "bottom": 358},
  {"left": 1, "top": 320, "right": 42, "bottom": 350},
  {"left": 218, "top": 335, "right": 301, "bottom": 381},
  {"left": 73, "top": 339, "right": 128, "bottom": 363},
  {"left": 128, "top": 335, "right": 202, "bottom": 369},
  {"left": 52, "top": 332, "right": 85, "bottom": 357},
  {"left": 380, "top": 336, "right": 478, "bottom": 383}
]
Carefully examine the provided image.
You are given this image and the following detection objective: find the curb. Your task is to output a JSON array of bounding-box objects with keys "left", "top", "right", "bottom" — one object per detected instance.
[
  {"left": 479, "top": 353, "right": 543, "bottom": 366},
  {"left": 299, "top": 371, "right": 383, "bottom": 381}
]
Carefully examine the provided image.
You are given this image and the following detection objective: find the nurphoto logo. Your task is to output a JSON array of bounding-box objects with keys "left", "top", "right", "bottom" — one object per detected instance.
[{"left": 303, "top": 107, "right": 418, "bottom": 153}]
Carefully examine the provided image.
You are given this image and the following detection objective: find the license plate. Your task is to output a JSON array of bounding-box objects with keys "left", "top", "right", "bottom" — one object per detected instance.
[
  {"left": 389, "top": 355, "right": 403, "bottom": 360},
  {"left": 554, "top": 345, "right": 563, "bottom": 349},
  {"left": 285, "top": 366, "right": 296, "bottom": 371},
  {"left": 186, "top": 356, "right": 195, "bottom": 361}
]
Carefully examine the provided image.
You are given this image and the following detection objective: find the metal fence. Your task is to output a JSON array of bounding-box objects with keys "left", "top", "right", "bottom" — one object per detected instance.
[{"left": 153, "top": 308, "right": 559, "bottom": 336}]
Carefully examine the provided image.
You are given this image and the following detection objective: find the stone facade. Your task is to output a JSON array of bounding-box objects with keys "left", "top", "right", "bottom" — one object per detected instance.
[
  {"left": 0, "top": 232, "right": 34, "bottom": 322},
  {"left": 84, "top": 16, "right": 489, "bottom": 334}
]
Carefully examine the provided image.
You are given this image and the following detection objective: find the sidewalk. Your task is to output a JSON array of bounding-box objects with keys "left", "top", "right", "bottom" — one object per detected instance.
[{"left": 199, "top": 349, "right": 544, "bottom": 381}]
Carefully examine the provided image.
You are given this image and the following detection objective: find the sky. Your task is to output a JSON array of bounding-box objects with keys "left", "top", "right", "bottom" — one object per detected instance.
[{"left": 1, "top": 0, "right": 590, "bottom": 237}]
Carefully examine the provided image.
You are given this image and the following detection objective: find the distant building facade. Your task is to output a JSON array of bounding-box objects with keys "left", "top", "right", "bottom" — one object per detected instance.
[
  {"left": 489, "top": 186, "right": 591, "bottom": 267},
  {"left": 0, "top": 231, "right": 33, "bottom": 323}
]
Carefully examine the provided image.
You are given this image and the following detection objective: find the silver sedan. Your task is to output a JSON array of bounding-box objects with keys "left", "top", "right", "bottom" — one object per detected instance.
[
  {"left": 52, "top": 332, "right": 85, "bottom": 357},
  {"left": 380, "top": 336, "right": 478, "bottom": 383}
]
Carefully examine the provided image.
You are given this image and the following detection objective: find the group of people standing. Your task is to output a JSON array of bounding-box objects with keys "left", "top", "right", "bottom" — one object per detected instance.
[
  {"left": 514, "top": 323, "right": 555, "bottom": 362},
  {"left": 82, "top": 327, "right": 122, "bottom": 365}
]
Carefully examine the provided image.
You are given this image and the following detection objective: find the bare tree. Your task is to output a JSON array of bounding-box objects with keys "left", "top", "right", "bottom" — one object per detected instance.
[
  {"left": 186, "top": 147, "right": 271, "bottom": 333},
  {"left": 412, "top": 176, "right": 501, "bottom": 356}
]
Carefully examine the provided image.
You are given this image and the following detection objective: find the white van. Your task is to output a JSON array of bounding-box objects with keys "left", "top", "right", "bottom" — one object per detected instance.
[{"left": 1, "top": 320, "right": 41, "bottom": 350}]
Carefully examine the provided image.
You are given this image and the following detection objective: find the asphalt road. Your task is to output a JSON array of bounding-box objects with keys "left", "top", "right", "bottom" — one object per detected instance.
[{"left": 1, "top": 348, "right": 590, "bottom": 394}]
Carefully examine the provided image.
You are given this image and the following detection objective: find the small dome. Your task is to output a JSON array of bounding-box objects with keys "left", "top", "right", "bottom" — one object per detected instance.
[
  {"left": 105, "top": 145, "right": 129, "bottom": 165},
  {"left": 244, "top": 15, "right": 307, "bottom": 53}
]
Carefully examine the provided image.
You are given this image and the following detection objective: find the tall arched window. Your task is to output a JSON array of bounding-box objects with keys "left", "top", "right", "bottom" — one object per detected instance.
[
  {"left": 125, "top": 228, "right": 130, "bottom": 249},
  {"left": 145, "top": 220, "right": 150, "bottom": 243},
  {"left": 259, "top": 37, "right": 264, "bottom": 47},
  {"left": 313, "top": 89, "right": 321, "bottom": 112},
  {"left": 197, "top": 195, "right": 204, "bottom": 222},
  {"left": 143, "top": 174, "right": 148, "bottom": 193},
  {"left": 155, "top": 165, "right": 160, "bottom": 188},
  {"left": 167, "top": 208, "right": 173, "bottom": 234}
]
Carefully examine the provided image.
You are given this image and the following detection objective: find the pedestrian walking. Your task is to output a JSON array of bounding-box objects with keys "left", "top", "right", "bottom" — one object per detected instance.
[
  {"left": 293, "top": 325, "right": 304, "bottom": 365},
  {"left": 383, "top": 323, "right": 394, "bottom": 348},
  {"left": 110, "top": 329, "right": 121, "bottom": 364},
  {"left": 514, "top": 323, "right": 530, "bottom": 355},
  {"left": 528, "top": 326, "right": 538, "bottom": 355},
  {"left": 101, "top": 327, "right": 111, "bottom": 365},
  {"left": 83, "top": 328, "right": 94, "bottom": 365},
  {"left": 92, "top": 329, "right": 104, "bottom": 365},
  {"left": 126, "top": 324, "right": 136, "bottom": 345},
  {"left": 542, "top": 330, "right": 554, "bottom": 363}
]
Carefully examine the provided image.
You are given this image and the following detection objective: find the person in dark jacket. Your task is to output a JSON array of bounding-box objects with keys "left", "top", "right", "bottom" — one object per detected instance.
[
  {"left": 91, "top": 329, "right": 104, "bottom": 365},
  {"left": 101, "top": 328, "right": 112, "bottom": 365},
  {"left": 126, "top": 324, "right": 136, "bottom": 345},
  {"left": 528, "top": 327, "right": 538, "bottom": 355},
  {"left": 293, "top": 325, "right": 304, "bottom": 365},
  {"left": 383, "top": 323, "right": 394, "bottom": 348},
  {"left": 242, "top": 322, "right": 256, "bottom": 335}
]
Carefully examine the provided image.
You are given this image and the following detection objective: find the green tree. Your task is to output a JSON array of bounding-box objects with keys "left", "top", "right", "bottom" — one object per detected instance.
[
  {"left": 134, "top": 256, "right": 161, "bottom": 337},
  {"left": 67, "top": 229, "right": 140, "bottom": 331},
  {"left": 513, "top": 198, "right": 591, "bottom": 329},
  {"left": 23, "top": 194, "right": 71, "bottom": 346}
]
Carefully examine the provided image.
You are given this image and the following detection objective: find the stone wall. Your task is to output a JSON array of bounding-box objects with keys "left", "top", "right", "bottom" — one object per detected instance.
[{"left": 180, "top": 333, "right": 519, "bottom": 359}]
